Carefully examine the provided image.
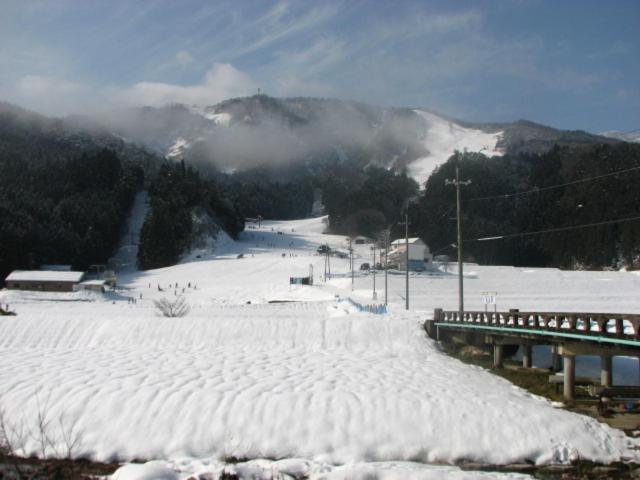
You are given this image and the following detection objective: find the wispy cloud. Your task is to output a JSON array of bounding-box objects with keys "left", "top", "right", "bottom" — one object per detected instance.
[
  {"left": 0, "top": 1, "right": 637, "bottom": 130},
  {"left": 112, "top": 63, "right": 256, "bottom": 107}
]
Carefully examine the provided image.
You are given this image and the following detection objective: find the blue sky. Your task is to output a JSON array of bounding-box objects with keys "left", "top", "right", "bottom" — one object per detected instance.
[{"left": 1, "top": 0, "right": 638, "bottom": 132}]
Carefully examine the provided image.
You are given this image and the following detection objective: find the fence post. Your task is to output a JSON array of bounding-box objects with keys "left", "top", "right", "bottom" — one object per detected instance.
[{"left": 509, "top": 308, "right": 519, "bottom": 326}]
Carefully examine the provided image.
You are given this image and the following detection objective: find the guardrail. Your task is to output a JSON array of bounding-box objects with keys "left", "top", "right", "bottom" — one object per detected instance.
[
  {"left": 433, "top": 309, "right": 640, "bottom": 344},
  {"left": 346, "top": 298, "right": 387, "bottom": 314}
]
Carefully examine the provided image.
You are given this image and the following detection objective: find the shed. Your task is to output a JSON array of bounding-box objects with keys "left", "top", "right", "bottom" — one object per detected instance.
[
  {"left": 4, "top": 270, "right": 85, "bottom": 292},
  {"left": 353, "top": 236, "right": 372, "bottom": 245},
  {"left": 76, "top": 279, "right": 107, "bottom": 293},
  {"left": 388, "top": 238, "right": 433, "bottom": 270},
  {"left": 40, "top": 264, "right": 72, "bottom": 271}
]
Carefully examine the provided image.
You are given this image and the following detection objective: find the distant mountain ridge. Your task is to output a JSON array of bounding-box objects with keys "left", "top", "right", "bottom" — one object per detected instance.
[
  {"left": 93, "top": 95, "right": 619, "bottom": 184},
  {"left": 0, "top": 101, "right": 159, "bottom": 167},
  {"left": 0, "top": 96, "right": 625, "bottom": 186},
  {"left": 600, "top": 130, "right": 640, "bottom": 143}
]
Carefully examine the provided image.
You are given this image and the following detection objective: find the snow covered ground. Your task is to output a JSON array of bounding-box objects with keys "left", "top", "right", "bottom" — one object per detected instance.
[
  {"left": 1, "top": 216, "right": 639, "bottom": 480},
  {"left": 409, "top": 110, "right": 503, "bottom": 186}
]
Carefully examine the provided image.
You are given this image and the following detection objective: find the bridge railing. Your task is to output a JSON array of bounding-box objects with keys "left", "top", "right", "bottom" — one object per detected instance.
[{"left": 434, "top": 309, "right": 640, "bottom": 341}]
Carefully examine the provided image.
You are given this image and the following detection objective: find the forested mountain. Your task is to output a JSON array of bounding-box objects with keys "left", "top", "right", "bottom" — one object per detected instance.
[
  {"left": 0, "top": 102, "right": 249, "bottom": 276},
  {"left": 138, "top": 161, "right": 244, "bottom": 269},
  {"left": 0, "top": 148, "right": 144, "bottom": 279},
  {"left": 1, "top": 97, "right": 637, "bottom": 275},
  {"left": 0, "top": 102, "right": 159, "bottom": 279},
  {"left": 409, "top": 143, "right": 640, "bottom": 269}
]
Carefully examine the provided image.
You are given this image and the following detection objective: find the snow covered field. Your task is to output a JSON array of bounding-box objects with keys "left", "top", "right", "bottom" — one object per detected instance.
[{"left": 1, "top": 216, "right": 639, "bottom": 479}]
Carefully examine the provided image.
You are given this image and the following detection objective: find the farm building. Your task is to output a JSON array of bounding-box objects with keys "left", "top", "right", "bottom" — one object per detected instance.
[
  {"left": 4, "top": 270, "right": 85, "bottom": 292},
  {"left": 387, "top": 238, "right": 433, "bottom": 271},
  {"left": 353, "top": 236, "right": 372, "bottom": 245},
  {"left": 40, "top": 264, "right": 72, "bottom": 271},
  {"left": 76, "top": 279, "right": 107, "bottom": 293}
]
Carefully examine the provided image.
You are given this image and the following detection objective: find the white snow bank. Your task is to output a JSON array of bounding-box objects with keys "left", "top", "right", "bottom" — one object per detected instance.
[
  {"left": 410, "top": 110, "right": 503, "bottom": 186},
  {"left": 0, "top": 304, "right": 637, "bottom": 466},
  {"left": 112, "top": 461, "right": 179, "bottom": 480},
  {"left": 111, "top": 458, "right": 531, "bottom": 479}
]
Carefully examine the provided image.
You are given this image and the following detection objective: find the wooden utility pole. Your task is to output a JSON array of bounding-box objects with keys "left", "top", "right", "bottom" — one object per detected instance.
[
  {"left": 384, "top": 229, "right": 389, "bottom": 306},
  {"left": 372, "top": 243, "right": 377, "bottom": 300},
  {"left": 349, "top": 238, "right": 354, "bottom": 290},
  {"left": 398, "top": 214, "right": 410, "bottom": 310},
  {"left": 405, "top": 214, "right": 409, "bottom": 310},
  {"left": 446, "top": 166, "right": 471, "bottom": 319},
  {"left": 323, "top": 247, "right": 331, "bottom": 282}
]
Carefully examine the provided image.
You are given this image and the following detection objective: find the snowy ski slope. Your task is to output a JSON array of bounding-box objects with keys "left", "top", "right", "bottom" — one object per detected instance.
[
  {"left": 1, "top": 216, "right": 639, "bottom": 479},
  {"left": 409, "top": 110, "right": 503, "bottom": 185}
]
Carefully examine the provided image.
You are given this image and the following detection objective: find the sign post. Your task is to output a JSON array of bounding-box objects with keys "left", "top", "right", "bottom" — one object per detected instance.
[{"left": 482, "top": 291, "right": 498, "bottom": 314}]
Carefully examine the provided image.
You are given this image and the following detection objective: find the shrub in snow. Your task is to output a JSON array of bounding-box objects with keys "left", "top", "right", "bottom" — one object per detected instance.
[{"left": 153, "top": 296, "right": 190, "bottom": 317}]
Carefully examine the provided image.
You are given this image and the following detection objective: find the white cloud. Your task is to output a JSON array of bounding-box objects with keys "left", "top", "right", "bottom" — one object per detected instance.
[
  {"left": 12, "top": 75, "right": 93, "bottom": 115},
  {"left": 113, "top": 63, "right": 256, "bottom": 107},
  {"left": 17, "top": 75, "right": 85, "bottom": 96},
  {"left": 5, "top": 63, "right": 256, "bottom": 115},
  {"left": 175, "top": 50, "right": 195, "bottom": 66}
]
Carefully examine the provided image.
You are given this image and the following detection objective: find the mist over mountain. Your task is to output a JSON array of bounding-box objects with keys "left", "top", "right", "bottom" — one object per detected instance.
[{"left": 92, "top": 95, "right": 619, "bottom": 185}]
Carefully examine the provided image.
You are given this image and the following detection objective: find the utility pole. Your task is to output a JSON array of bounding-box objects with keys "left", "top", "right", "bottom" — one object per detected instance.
[
  {"left": 323, "top": 246, "right": 331, "bottom": 282},
  {"left": 349, "top": 238, "right": 354, "bottom": 290},
  {"left": 398, "top": 214, "right": 410, "bottom": 310},
  {"left": 372, "top": 243, "right": 377, "bottom": 300},
  {"left": 446, "top": 166, "right": 471, "bottom": 320},
  {"left": 384, "top": 229, "right": 389, "bottom": 306},
  {"left": 324, "top": 249, "right": 327, "bottom": 282}
]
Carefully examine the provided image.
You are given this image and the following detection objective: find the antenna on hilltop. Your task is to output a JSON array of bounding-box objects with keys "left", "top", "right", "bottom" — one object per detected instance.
[{"left": 257, "top": 88, "right": 261, "bottom": 95}]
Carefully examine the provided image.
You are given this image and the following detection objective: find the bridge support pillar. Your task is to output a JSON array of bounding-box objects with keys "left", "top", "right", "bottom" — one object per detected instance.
[
  {"left": 563, "top": 354, "right": 576, "bottom": 401},
  {"left": 522, "top": 344, "right": 532, "bottom": 368},
  {"left": 600, "top": 354, "right": 612, "bottom": 387},
  {"left": 493, "top": 344, "right": 504, "bottom": 368},
  {"left": 551, "top": 345, "right": 562, "bottom": 372}
]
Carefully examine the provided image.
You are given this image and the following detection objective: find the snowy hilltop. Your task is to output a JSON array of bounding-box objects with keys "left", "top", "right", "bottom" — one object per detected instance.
[{"left": 93, "top": 95, "right": 615, "bottom": 186}]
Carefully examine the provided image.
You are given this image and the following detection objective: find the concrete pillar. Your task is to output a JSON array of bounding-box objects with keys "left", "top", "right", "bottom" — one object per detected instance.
[
  {"left": 600, "top": 354, "right": 612, "bottom": 387},
  {"left": 551, "top": 345, "right": 562, "bottom": 372},
  {"left": 563, "top": 354, "right": 576, "bottom": 401},
  {"left": 522, "top": 344, "right": 532, "bottom": 368},
  {"left": 493, "top": 344, "right": 504, "bottom": 368}
]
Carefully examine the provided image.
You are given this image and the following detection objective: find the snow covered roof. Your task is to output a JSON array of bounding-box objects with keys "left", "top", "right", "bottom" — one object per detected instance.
[
  {"left": 5, "top": 270, "right": 85, "bottom": 283},
  {"left": 40, "top": 264, "right": 72, "bottom": 271},
  {"left": 391, "top": 238, "right": 425, "bottom": 245},
  {"left": 80, "top": 279, "right": 106, "bottom": 286}
]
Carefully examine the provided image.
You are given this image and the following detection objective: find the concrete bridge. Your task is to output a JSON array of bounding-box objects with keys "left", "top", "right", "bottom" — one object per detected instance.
[{"left": 425, "top": 309, "right": 640, "bottom": 401}]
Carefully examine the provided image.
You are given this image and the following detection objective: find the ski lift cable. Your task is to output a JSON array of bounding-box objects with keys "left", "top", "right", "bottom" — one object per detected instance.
[
  {"left": 467, "top": 214, "right": 640, "bottom": 242},
  {"left": 468, "top": 164, "right": 640, "bottom": 202}
]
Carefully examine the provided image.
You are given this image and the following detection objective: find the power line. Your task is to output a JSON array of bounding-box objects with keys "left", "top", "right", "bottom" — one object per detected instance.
[
  {"left": 468, "top": 214, "right": 640, "bottom": 242},
  {"left": 468, "top": 164, "right": 640, "bottom": 202}
]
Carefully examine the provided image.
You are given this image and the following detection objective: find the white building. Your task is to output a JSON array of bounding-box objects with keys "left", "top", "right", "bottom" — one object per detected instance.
[
  {"left": 4, "top": 270, "right": 85, "bottom": 292},
  {"left": 387, "top": 238, "right": 433, "bottom": 271}
]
